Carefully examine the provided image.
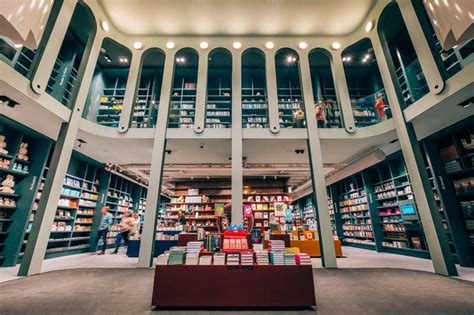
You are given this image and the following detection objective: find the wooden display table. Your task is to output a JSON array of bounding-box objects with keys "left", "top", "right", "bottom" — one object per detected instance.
[
  {"left": 152, "top": 265, "right": 316, "bottom": 308},
  {"left": 290, "top": 239, "right": 343, "bottom": 257}
]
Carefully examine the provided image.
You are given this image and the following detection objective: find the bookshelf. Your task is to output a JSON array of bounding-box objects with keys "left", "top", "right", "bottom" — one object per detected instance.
[
  {"left": 96, "top": 79, "right": 127, "bottom": 128},
  {"left": 168, "top": 78, "right": 196, "bottom": 128},
  {"left": 242, "top": 49, "right": 268, "bottom": 128},
  {"left": 0, "top": 118, "right": 52, "bottom": 267},
  {"left": 278, "top": 83, "right": 304, "bottom": 128},
  {"left": 337, "top": 174, "right": 375, "bottom": 249}
]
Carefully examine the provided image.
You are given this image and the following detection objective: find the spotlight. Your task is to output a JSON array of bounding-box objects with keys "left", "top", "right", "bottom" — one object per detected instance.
[
  {"left": 166, "top": 41, "right": 175, "bottom": 49},
  {"left": 330, "top": 42, "right": 341, "bottom": 50},
  {"left": 14, "top": 43, "right": 23, "bottom": 49},
  {"left": 133, "top": 41, "right": 143, "bottom": 50},
  {"left": 100, "top": 21, "right": 109, "bottom": 32},
  {"left": 200, "top": 41, "right": 209, "bottom": 49},
  {"left": 365, "top": 20, "right": 374, "bottom": 32},
  {"left": 265, "top": 41, "right": 274, "bottom": 49},
  {"left": 298, "top": 42, "right": 308, "bottom": 49},
  {"left": 233, "top": 41, "right": 242, "bottom": 49}
]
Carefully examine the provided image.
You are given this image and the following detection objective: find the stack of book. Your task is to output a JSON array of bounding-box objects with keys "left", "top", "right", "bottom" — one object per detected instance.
[
  {"left": 269, "top": 240, "right": 285, "bottom": 252},
  {"left": 199, "top": 255, "right": 213, "bottom": 265},
  {"left": 240, "top": 252, "right": 254, "bottom": 266},
  {"left": 185, "top": 253, "right": 199, "bottom": 265},
  {"left": 256, "top": 251, "right": 269, "bottom": 265},
  {"left": 156, "top": 254, "right": 168, "bottom": 265},
  {"left": 295, "top": 253, "right": 312, "bottom": 265},
  {"left": 269, "top": 252, "right": 285, "bottom": 265},
  {"left": 187, "top": 241, "right": 203, "bottom": 253},
  {"left": 168, "top": 247, "right": 186, "bottom": 265},
  {"left": 226, "top": 253, "right": 240, "bottom": 266},
  {"left": 284, "top": 253, "right": 296, "bottom": 265},
  {"left": 213, "top": 253, "right": 226, "bottom": 265}
]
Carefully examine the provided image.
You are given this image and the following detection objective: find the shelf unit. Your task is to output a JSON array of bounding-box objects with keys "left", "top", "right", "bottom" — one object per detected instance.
[
  {"left": 0, "top": 117, "right": 52, "bottom": 267},
  {"left": 206, "top": 84, "right": 232, "bottom": 129},
  {"left": 242, "top": 79, "right": 268, "bottom": 128},
  {"left": 20, "top": 153, "right": 109, "bottom": 260},
  {"left": 131, "top": 85, "right": 159, "bottom": 129},
  {"left": 278, "top": 82, "right": 305, "bottom": 128},
  {"left": 336, "top": 174, "right": 375, "bottom": 248},
  {"left": 168, "top": 78, "right": 196, "bottom": 128},
  {"left": 350, "top": 90, "right": 381, "bottom": 127},
  {"left": 96, "top": 77, "right": 127, "bottom": 128}
]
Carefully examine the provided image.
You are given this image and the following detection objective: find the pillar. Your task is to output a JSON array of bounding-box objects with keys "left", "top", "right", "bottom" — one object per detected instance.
[
  {"left": 137, "top": 51, "right": 175, "bottom": 268},
  {"left": 299, "top": 51, "right": 337, "bottom": 268},
  {"left": 372, "top": 32, "right": 457, "bottom": 276},
  {"left": 18, "top": 34, "right": 103, "bottom": 276},
  {"left": 194, "top": 50, "right": 209, "bottom": 133},
  {"left": 265, "top": 51, "right": 280, "bottom": 134}
]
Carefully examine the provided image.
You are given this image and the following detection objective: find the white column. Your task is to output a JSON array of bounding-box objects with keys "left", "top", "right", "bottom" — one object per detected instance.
[
  {"left": 397, "top": 0, "right": 445, "bottom": 94},
  {"left": 194, "top": 50, "right": 209, "bottom": 133},
  {"left": 30, "top": 0, "right": 77, "bottom": 94},
  {"left": 119, "top": 49, "right": 144, "bottom": 132},
  {"left": 299, "top": 51, "right": 337, "bottom": 268},
  {"left": 231, "top": 51, "right": 243, "bottom": 225},
  {"left": 18, "top": 34, "right": 103, "bottom": 276},
  {"left": 372, "top": 31, "right": 457, "bottom": 276},
  {"left": 137, "top": 51, "right": 175, "bottom": 268},
  {"left": 265, "top": 52, "right": 280, "bottom": 134},
  {"left": 330, "top": 51, "right": 356, "bottom": 133}
]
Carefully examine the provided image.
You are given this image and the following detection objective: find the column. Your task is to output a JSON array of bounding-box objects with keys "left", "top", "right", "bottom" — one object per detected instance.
[
  {"left": 119, "top": 49, "right": 144, "bottom": 132},
  {"left": 330, "top": 51, "right": 356, "bottom": 133},
  {"left": 265, "top": 52, "right": 279, "bottom": 134},
  {"left": 194, "top": 50, "right": 209, "bottom": 133},
  {"left": 299, "top": 52, "right": 337, "bottom": 268},
  {"left": 18, "top": 34, "right": 103, "bottom": 276},
  {"left": 137, "top": 52, "right": 175, "bottom": 268},
  {"left": 30, "top": 0, "right": 77, "bottom": 94},
  {"left": 372, "top": 33, "right": 457, "bottom": 276},
  {"left": 231, "top": 51, "right": 243, "bottom": 225},
  {"left": 397, "top": 0, "right": 445, "bottom": 94}
]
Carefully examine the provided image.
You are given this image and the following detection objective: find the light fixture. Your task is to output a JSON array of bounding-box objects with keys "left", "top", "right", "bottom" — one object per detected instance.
[
  {"left": 14, "top": 43, "right": 23, "bottom": 49},
  {"left": 286, "top": 55, "right": 297, "bottom": 63},
  {"left": 104, "top": 54, "right": 112, "bottom": 63},
  {"left": 365, "top": 20, "right": 375, "bottom": 32},
  {"left": 200, "top": 41, "right": 209, "bottom": 49},
  {"left": 133, "top": 41, "right": 143, "bottom": 50},
  {"left": 176, "top": 57, "right": 186, "bottom": 63},
  {"left": 330, "top": 42, "right": 341, "bottom": 50},
  {"left": 233, "top": 41, "right": 242, "bottom": 49},
  {"left": 166, "top": 41, "right": 175, "bottom": 49},
  {"left": 298, "top": 41, "right": 308, "bottom": 49},
  {"left": 265, "top": 41, "right": 274, "bottom": 49},
  {"left": 342, "top": 55, "right": 352, "bottom": 62},
  {"left": 119, "top": 57, "right": 129, "bottom": 63},
  {"left": 100, "top": 21, "right": 109, "bottom": 32}
]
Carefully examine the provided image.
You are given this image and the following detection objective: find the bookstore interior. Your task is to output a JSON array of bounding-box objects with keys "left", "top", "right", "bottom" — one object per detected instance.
[{"left": 0, "top": 0, "right": 473, "bottom": 312}]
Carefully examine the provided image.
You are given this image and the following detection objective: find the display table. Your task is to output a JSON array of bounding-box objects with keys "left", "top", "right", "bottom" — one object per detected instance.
[
  {"left": 126, "top": 240, "right": 178, "bottom": 257},
  {"left": 152, "top": 265, "right": 316, "bottom": 308},
  {"left": 290, "top": 239, "right": 343, "bottom": 257}
]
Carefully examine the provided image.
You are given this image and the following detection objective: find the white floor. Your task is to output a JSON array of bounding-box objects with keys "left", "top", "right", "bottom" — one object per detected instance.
[{"left": 1, "top": 246, "right": 473, "bottom": 283}]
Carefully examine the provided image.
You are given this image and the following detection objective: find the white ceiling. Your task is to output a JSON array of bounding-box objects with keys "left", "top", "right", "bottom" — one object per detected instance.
[{"left": 98, "top": 0, "right": 376, "bottom": 36}]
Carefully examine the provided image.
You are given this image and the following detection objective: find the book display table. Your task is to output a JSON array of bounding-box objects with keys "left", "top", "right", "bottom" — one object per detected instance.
[
  {"left": 152, "top": 265, "right": 316, "bottom": 308},
  {"left": 126, "top": 240, "right": 178, "bottom": 257},
  {"left": 290, "top": 240, "right": 343, "bottom": 257}
]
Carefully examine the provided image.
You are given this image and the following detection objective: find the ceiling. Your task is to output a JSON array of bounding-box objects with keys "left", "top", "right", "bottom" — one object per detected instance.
[{"left": 98, "top": 0, "right": 376, "bottom": 36}]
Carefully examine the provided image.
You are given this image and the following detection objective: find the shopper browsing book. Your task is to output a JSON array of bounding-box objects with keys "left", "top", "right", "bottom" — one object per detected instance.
[
  {"left": 112, "top": 210, "right": 134, "bottom": 254},
  {"left": 96, "top": 206, "right": 113, "bottom": 255},
  {"left": 293, "top": 107, "right": 305, "bottom": 128}
]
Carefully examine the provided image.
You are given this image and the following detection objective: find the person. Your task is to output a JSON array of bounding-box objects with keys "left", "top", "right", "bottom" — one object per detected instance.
[
  {"left": 293, "top": 107, "right": 305, "bottom": 128},
  {"left": 315, "top": 102, "right": 327, "bottom": 128},
  {"left": 112, "top": 210, "right": 134, "bottom": 254},
  {"left": 178, "top": 210, "right": 186, "bottom": 225},
  {"left": 96, "top": 206, "right": 113, "bottom": 255},
  {"left": 374, "top": 93, "right": 387, "bottom": 121},
  {"left": 130, "top": 212, "right": 141, "bottom": 240}
]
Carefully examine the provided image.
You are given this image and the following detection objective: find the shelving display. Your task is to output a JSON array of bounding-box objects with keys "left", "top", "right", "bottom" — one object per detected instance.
[{"left": 96, "top": 83, "right": 126, "bottom": 128}]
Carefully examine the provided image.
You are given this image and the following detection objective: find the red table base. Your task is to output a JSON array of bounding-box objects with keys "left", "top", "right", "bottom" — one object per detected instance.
[{"left": 152, "top": 265, "right": 316, "bottom": 309}]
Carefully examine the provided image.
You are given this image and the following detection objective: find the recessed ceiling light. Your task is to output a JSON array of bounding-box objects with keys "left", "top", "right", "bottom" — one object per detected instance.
[
  {"left": 133, "top": 41, "right": 143, "bottom": 50},
  {"left": 100, "top": 21, "right": 109, "bottom": 32},
  {"left": 119, "top": 57, "right": 128, "bottom": 63},
  {"left": 166, "top": 41, "right": 175, "bottom": 49},
  {"left": 298, "top": 42, "right": 308, "bottom": 49},
  {"left": 330, "top": 42, "right": 341, "bottom": 50},
  {"left": 200, "top": 41, "right": 209, "bottom": 49},
  {"left": 265, "top": 41, "right": 274, "bottom": 49},
  {"left": 14, "top": 43, "right": 23, "bottom": 49},
  {"left": 365, "top": 20, "right": 375, "bottom": 32},
  {"left": 233, "top": 41, "right": 242, "bottom": 49}
]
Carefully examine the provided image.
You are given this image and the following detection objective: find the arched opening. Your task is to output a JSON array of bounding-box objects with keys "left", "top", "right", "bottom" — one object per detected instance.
[
  {"left": 342, "top": 38, "right": 391, "bottom": 127},
  {"left": 275, "top": 48, "right": 305, "bottom": 129},
  {"left": 84, "top": 38, "right": 132, "bottom": 128},
  {"left": 309, "top": 48, "right": 343, "bottom": 128},
  {"left": 167, "top": 48, "right": 199, "bottom": 128},
  {"left": 205, "top": 48, "right": 232, "bottom": 129},
  {"left": 241, "top": 48, "right": 268, "bottom": 129},
  {"left": 378, "top": 3, "right": 429, "bottom": 107},
  {"left": 130, "top": 48, "right": 166, "bottom": 128}
]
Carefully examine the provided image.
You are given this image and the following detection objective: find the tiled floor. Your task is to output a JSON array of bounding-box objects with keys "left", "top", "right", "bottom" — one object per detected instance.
[{"left": 1, "top": 246, "right": 473, "bottom": 283}]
